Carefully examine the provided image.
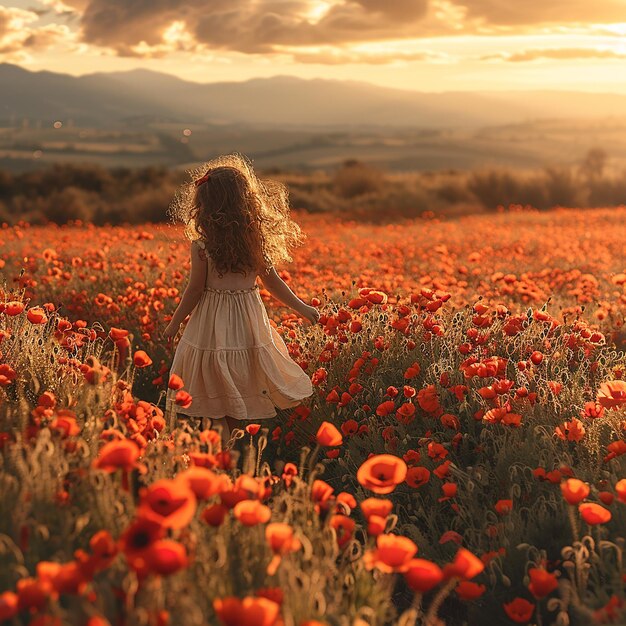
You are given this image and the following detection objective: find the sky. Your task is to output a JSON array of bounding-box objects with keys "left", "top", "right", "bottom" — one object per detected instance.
[{"left": 2, "top": 0, "right": 626, "bottom": 92}]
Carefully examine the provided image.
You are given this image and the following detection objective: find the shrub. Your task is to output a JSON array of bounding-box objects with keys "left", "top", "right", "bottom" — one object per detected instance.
[{"left": 333, "top": 159, "right": 385, "bottom": 199}]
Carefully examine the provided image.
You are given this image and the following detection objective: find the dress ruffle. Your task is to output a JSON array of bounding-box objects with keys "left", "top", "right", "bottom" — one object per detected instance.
[{"left": 166, "top": 284, "right": 313, "bottom": 420}]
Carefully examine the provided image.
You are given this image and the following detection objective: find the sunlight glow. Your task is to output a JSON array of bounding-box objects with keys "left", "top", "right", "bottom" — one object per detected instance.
[{"left": 304, "top": 0, "right": 334, "bottom": 24}]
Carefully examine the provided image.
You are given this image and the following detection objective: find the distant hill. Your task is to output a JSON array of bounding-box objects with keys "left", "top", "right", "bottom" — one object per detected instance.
[{"left": 3, "top": 63, "right": 626, "bottom": 129}]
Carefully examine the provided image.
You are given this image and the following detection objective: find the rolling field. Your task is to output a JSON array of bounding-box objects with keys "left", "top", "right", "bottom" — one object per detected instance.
[{"left": 0, "top": 206, "right": 625, "bottom": 625}]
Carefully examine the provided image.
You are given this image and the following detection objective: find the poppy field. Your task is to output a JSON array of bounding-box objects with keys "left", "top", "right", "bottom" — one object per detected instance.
[{"left": 0, "top": 205, "right": 625, "bottom": 626}]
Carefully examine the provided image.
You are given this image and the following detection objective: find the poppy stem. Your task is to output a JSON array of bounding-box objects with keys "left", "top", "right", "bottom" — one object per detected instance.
[
  {"left": 567, "top": 504, "right": 579, "bottom": 542},
  {"left": 424, "top": 578, "right": 457, "bottom": 625},
  {"left": 535, "top": 600, "right": 543, "bottom": 626},
  {"left": 306, "top": 443, "right": 321, "bottom": 479}
]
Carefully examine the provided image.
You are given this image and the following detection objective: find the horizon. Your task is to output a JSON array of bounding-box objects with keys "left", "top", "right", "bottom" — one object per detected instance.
[
  {"left": 2, "top": 0, "right": 626, "bottom": 94},
  {"left": 5, "top": 60, "right": 626, "bottom": 97}
]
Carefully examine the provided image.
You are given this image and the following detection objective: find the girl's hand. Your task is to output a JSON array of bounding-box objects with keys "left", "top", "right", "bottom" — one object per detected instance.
[
  {"left": 163, "top": 321, "right": 180, "bottom": 341},
  {"left": 301, "top": 305, "right": 320, "bottom": 325}
]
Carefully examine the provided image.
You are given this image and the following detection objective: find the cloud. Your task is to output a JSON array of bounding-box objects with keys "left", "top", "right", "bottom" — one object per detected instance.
[
  {"left": 450, "top": 0, "right": 626, "bottom": 26},
  {"left": 48, "top": 0, "right": 437, "bottom": 57},
  {"left": 20, "top": 0, "right": 626, "bottom": 65},
  {"left": 0, "top": 6, "right": 74, "bottom": 60},
  {"left": 289, "top": 47, "right": 449, "bottom": 64},
  {"left": 484, "top": 47, "right": 626, "bottom": 62}
]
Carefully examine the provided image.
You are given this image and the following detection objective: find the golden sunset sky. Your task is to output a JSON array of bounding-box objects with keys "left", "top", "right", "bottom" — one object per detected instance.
[{"left": 2, "top": 0, "right": 626, "bottom": 92}]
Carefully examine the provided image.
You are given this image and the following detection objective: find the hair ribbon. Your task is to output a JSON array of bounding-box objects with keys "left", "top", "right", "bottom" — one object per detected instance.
[{"left": 194, "top": 172, "right": 211, "bottom": 187}]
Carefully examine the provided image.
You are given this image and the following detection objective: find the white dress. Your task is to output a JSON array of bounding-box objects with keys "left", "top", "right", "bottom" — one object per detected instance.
[{"left": 165, "top": 248, "right": 313, "bottom": 421}]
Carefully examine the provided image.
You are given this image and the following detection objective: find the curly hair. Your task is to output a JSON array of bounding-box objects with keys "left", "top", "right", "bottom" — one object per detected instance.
[{"left": 168, "top": 154, "right": 306, "bottom": 279}]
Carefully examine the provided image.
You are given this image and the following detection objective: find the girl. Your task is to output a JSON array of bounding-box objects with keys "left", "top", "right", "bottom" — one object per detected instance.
[{"left": 163, "top": 154, "right": 319, "bottom": 442}]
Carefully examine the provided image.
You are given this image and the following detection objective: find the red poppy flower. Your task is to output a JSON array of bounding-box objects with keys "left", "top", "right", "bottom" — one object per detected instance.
[
  {"left": 5, "top": 301, "right": 25, "bottom": 316},
  {"left": 456, "top": 581, "right": 486, "bottom": 600},
  {"left": 495, "top": 499, "right": 513, "bottom": 515},
  {"left": 133, "top": 350, "right": 153, "bottom": 368},
  {"left": 316, "top": 421, "right": 343, "bottom": 446},
  {"left": 27, "top": 307, "right": 48, "bottom": 324},
  {"left": 175, "top": 390, "right": 193, "bottom": 408},
  {"left": 92, "top": 439, "right": 143, "bottom": 473},
  {"left": 503, "top": 597, "right": 534, "bottom": 623},
  {"left": 528, "top": 568, "right": 558, "bottom": 599},
  {"left": 357, "top": 454, "right": 408, "bottom": 494},
  {"left": 233, "top": 500, "right": 272, "bottom": 526},
  {"left": 145, "top": 540, "right": 188, "bottom": 576},
  {"left": 177, "top": 467, "right": 226, "bottom": 500},
  {"left": 0, "top": 592, "right": 18, "bottom": 622},
  {"left": 560, "top": 478, "right": 589, "bottom": 505},
  {"left": 213, "top": 596, "right": 279, "bottom": 626},
  {"left": 167, "top": 374, "right": 184, "bottom": 390},
  {"left": 579, "top": 502, "right": 611, "bottom": 525},
  {"left": 138, "top": 478, "right": 197, "bottom": 529},
  {"left": 119, "top": 516, "right": 165, "bottom": 566},
  {"left": 597, "top": 380, "right": 626, "bottom": 409},
  {"left": 201, "top": 504, "right": 229, "bottom": 527},
  {"left": 443, "top": 548, "right": 484, "bottom": 580},
  {"left": 404, "top": 558, "right": 443, "bottom": 593},
  {"left": 246, "top": 423, "right": 261, "bottom": 436},
  {"left": 329, "top": 514, "right": 355, "bottom": 548},
  {"left": 360, "top": 498, "right": 393, "bottom": 520},
  {"left": 363, "top": 534, "right": 418, "bottom": 573}
]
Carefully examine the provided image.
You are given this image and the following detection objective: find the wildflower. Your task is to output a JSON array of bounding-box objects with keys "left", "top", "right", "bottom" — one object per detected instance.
[
  {"left": 316, "top": 421, "right": 343, "bottom": 446},
  {"left": 404, "top": 559, "right": 443, "bottom": 593},
  {"left": 0, "top": 592, "right": 18, "bottom": 622},
  {"left": 579, "top": 502, "right": 611, "bottom": 525},
  {"left": 175, "top": 390, "right": 192, "bottom": 408},
  {"left": 363, "top": 534, "right": 418, "bottom": 573},
  {"left": 201, "top": 504, "right": 229, "bottom": 527},
  {"left": 360, "top": 498, "right": 393, "bottom": 520},
  {"left": 145, "top": 540, "right": 188, "bottom": 576},
  {"left": 439, "top": 531, "right": 463, "bottom": 545},
  {"left": 528, "top": 568, "right": 558, "bottom": 599},
  {"left": 341, "top": 419, "right": 359, "bottom": 436},
  {"left": 167, "top": 374, "right": 184, "bottom": 390},
  {"left": 560, "top": 478, "right": 589, "bottom": 505},
  {"left": 138, "top": 478, "right": 197, "bottom": 529},
  {"left": 133, "top": 350, "right": 153, "bottom": 368},
  {"left": 233, "top": 500, "right": 272, "bottom": 526},
  {"left": 615, "top": 478, "right": 626, "bottom": 504},
  {"left": 177, "top": 467, "right": 226, "bottom": 500},
  {"left": 4, "top": 301, "right": 24, "bottom": 316},
  {"left": 495, "top": 499, "right": 513, "bottom": 515},
  {"left": 93, "top": 439, "right": 143, "bottom": 473},
  {"left": 405, "top": 466, "right": 430, "bottom": 488},
  {"left": 120, "top": 516, "right": 165, "bottom": 570},
  {"left": 329, "top": 514, "right": 355, "bottom": 548},
  {"left": 555, "top": 418, "right": 586, "bottom": 442},
  {"left": 213, "top": 596, "right": 279, "bottom": 626},
  {"left": 417, "top": 384, "right": 442, "bottom": 414},
  {"left": 357, "top": 454, "right": 408, "bottom": 494},
  {"left": 442, "top": 548, "right": 484, "bottom": 580},
  {"left": 456, "top": 581, "right": 486, "bottom": 600},
  {"left": 27, "top": 307, "right": 48, "bottom": 324},
  {"left": 404, "top": 362, "right": 421, "bottom": 379},
  {"left": 503, "top": 598, "right": 534, "bottom": 623},
  {"left": 266, "top": 523, "right": 301, "bottom": 575},
  {"left": 597, "top": 380, "right": 626, "bottom": 409}
]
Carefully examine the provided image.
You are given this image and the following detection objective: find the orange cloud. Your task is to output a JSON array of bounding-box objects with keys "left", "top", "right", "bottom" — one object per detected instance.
[
  {"left": 0, "top": 6, "right": 74, "bottom": 60},
  {"left": 20, "top": 0, "right": 626, "bottom": 65},
  {"left": 484, "top": 47, "right": 626, "bottom": 62},
  {"left": 450, "top": 0, "right": 626, "bottom": 25}
]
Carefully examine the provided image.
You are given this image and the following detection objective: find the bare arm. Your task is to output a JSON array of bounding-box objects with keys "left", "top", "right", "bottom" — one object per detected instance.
[
  {"left": 259, "top": 267, "right": 319, "bottom": 323},
  {"left": 165, "top": 242, "right": 207, "bottom": 335}
]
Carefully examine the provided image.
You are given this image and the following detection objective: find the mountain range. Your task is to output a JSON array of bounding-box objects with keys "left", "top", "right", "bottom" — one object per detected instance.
[{"left": 2, "top": 63, "right": 626, "bottom": 130}]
